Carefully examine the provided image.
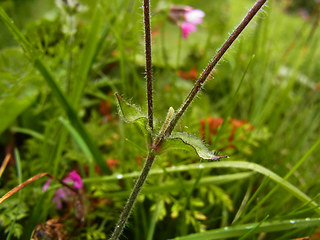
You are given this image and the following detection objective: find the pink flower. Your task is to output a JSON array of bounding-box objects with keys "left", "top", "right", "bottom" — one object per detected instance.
[
  {"left": 52, "top": 188, "right": 68, "bottom": 210},
  {"left": 42, "top": 179, "right": 52, "bottom": 192},
  {"left": 63, "top": 170, "right": 83, "bottom": 189},
  {"left": 181, "top": 8, "right": 205, "bottom": 39},
  {"left": 169, "top": 6, "right": 205, "bottom": 39},
  {"left": 181, "top": 22, "right": 197, "bottom": 39},
  {"left": 41, "top": 170, "right": 84, "bottom": 209},
  {"left": 185, "top": 9, "right": 205, "bottom": 25}
]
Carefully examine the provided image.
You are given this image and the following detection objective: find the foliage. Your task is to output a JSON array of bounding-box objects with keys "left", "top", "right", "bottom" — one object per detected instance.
[{"left": 0, "top": 0, "right": 320, "bottom": 239}]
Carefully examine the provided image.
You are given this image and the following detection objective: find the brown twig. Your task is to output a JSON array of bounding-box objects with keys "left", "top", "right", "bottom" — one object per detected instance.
[
  {"left": 0, "top": 173, "right": 78, "bottom": 204},
  {"left": 0, "top": 153, "right": 11, "bottom": 178}
]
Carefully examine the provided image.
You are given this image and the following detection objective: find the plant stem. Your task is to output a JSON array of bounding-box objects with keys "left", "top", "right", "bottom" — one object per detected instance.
[
  {"left": 110, "top": 0, "right": 267, "bottom": 238},
  {"left": 109, "top": 152, "right": 156, "bottom": 240},
  {"left": 143, "top": 0, "right": 153, "bottom": 131}
]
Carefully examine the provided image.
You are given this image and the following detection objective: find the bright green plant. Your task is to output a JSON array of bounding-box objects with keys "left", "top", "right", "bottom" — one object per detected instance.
[{"left": 0, "top": 0, "right": 320, "bottom": 239}]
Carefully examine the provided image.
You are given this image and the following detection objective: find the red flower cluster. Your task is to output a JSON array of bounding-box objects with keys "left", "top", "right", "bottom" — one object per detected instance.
[
  {"left": 106, "top": 158, "right": 119, "bottom": 171},
  {"left": 200, "top": 117, "right": 253, "bottom": 148}
]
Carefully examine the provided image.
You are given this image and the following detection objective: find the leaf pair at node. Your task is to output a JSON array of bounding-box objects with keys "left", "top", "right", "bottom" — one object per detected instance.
[{"left": 115, "top": 93, "right": 227, "bottom": 161}]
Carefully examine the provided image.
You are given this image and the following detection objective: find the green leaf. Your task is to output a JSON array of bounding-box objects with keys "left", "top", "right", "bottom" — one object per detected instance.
[
  {"left": 170, "top": 218, "right": 320, "bottom": 240},
  {"left": 85, "top": 161, "right": 320, "bottom": 215},
  {"left": 0, "top": 7, "right": 110, "bottom": 174},
  {"left": 163, "top": 132, "right": 227, "bottom": 160},
  {"left": 58, "top": 117, "right": 93, "bottom": 161},
  {"left": 115, "top": 93, "right": 149, "bottom": 134},
  {"left": 34, "top": 60, "right": 110, "bottom": 174},
  {"left": 0, "top": 8, "right": 35, "bottom": 60},
  {"left": 0, "top": 48, "right": 38, "bottom": 135},
  {"left": 71, "top": 6, "right": 105, "bottom": 107},
  {"left": 101, "top": 172, "right": 254, "bottom": 198}
]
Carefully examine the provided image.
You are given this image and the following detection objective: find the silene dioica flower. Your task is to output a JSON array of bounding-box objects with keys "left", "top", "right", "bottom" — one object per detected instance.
[{"left": 169, "top": 6, "right": 205, "bottom": 39}]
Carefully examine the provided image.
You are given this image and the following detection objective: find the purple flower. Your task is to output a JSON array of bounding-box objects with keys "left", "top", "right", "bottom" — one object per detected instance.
[
  {"left": 42, "top": 179, "right": 52, "bottom": 192},
  {"left": 41, "top": 170, "right": 84, "bottom": 209},
  {"left": 63, "top": 170, "right": 83, "bottom": 189},
  {"left": 52, "top": 188, "right": 68, "bottom": 209}
]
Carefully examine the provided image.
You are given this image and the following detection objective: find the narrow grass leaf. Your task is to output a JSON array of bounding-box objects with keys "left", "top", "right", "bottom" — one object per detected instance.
[
  {"left": 238, "top": 215, "right": 269, "bottom": 240},
  {"left": 213, "top": 55, "right": 255, "bottom": 147},
  {"left": 204, "top": 161, "right": 320, "bottom": 214},
  {"left": 0, "top": 7, "right": 35, "bottom": 59},
  {"left": 100, "top": 172, "right": 253, "bottom": 198},
  {"left": 170, "top": 218, "right": 320, "bottom": 240},
  {"left": 85, "top": 161, "right": 320, "bottom": 214},
  {"left": 34, "top": 60, "right": 110, "bottom": 174},
  {"left": 0, "top": 7, "right": 110, "bottom": 174},
  {"left": 58, "top": 117, "right": 93, "bottom": 161},
  {"left": 243, "top": 137, "right": 320, "bottom": 219},
  {"left": 13, "top": 148, "right": 22, "bottom": 200},
  {"left": 71, "top": 7, "right": 103, "bottom": 107},
  {"left": 10, "top": 127, "right": 45, "bottom": 142}
]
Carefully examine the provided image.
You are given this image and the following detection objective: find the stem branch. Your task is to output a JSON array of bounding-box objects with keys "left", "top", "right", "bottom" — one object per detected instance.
[{"left": 144, "top": 0, "right": 153, "bottom": 131}]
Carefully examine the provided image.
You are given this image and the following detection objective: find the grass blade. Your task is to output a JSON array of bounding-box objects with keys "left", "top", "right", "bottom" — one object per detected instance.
[
  {"left": 71, "top": 6, "right": 103, "bottom": 107},
  {"left": 170, "top": 218, "right": 320, "bottom": 240},
  {"left": 34, "top": 60, "right": 110, "bottom": 174},
  {"left": 58, "top": 117, "right": 93, "bottom": 161},
  {"left": 0, "top": 7, "right": 35, "bottom": 59},
  {"left": 0, "top": 7, "right": 110, "bottom": 174},
  {"left": 241, "top": 137, "right": 320, "bottom": 220},
  {"left": 84, "top": 161, "right": 319, "bottom": 214},
  {"left": 101, "top": 172, "right": 254, "bottom": 198}
]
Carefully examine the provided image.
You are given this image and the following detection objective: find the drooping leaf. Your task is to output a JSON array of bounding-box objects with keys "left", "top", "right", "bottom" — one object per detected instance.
[
  {"left": 162, "top": 132, "right": 227, "bottom": 160},
  {"left": 115, "top": 93, "right": 149, "bottom": 135}
]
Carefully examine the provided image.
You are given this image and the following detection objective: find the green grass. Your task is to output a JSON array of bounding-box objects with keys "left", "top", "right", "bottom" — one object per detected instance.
[{"left": 0, "top": 0, "right": 320, "bottom": 239}]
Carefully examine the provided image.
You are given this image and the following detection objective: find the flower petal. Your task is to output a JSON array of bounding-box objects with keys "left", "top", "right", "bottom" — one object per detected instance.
[
  {"left": 68, "top": 170, "right": 83, "bottom": 189},
  {"left": 185, "top": 9, "right": 205, "bottom": 25},
  {"left": 181, "top": 22, "right": 197, "bottom": 39},
  {"left": 42, "top": 179, "right": 52, "bottom": 192}
]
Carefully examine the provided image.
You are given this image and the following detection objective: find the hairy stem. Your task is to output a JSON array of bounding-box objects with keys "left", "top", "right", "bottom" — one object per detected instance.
[
  {"left": 110, "top": 0, "right": 267, "bottom": 239},
  {"left": 110, "top": 152, "right": 156, "bottom": 240},
  {"left": 144, "top": 0, "right": 153, "bottom": 131}
]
